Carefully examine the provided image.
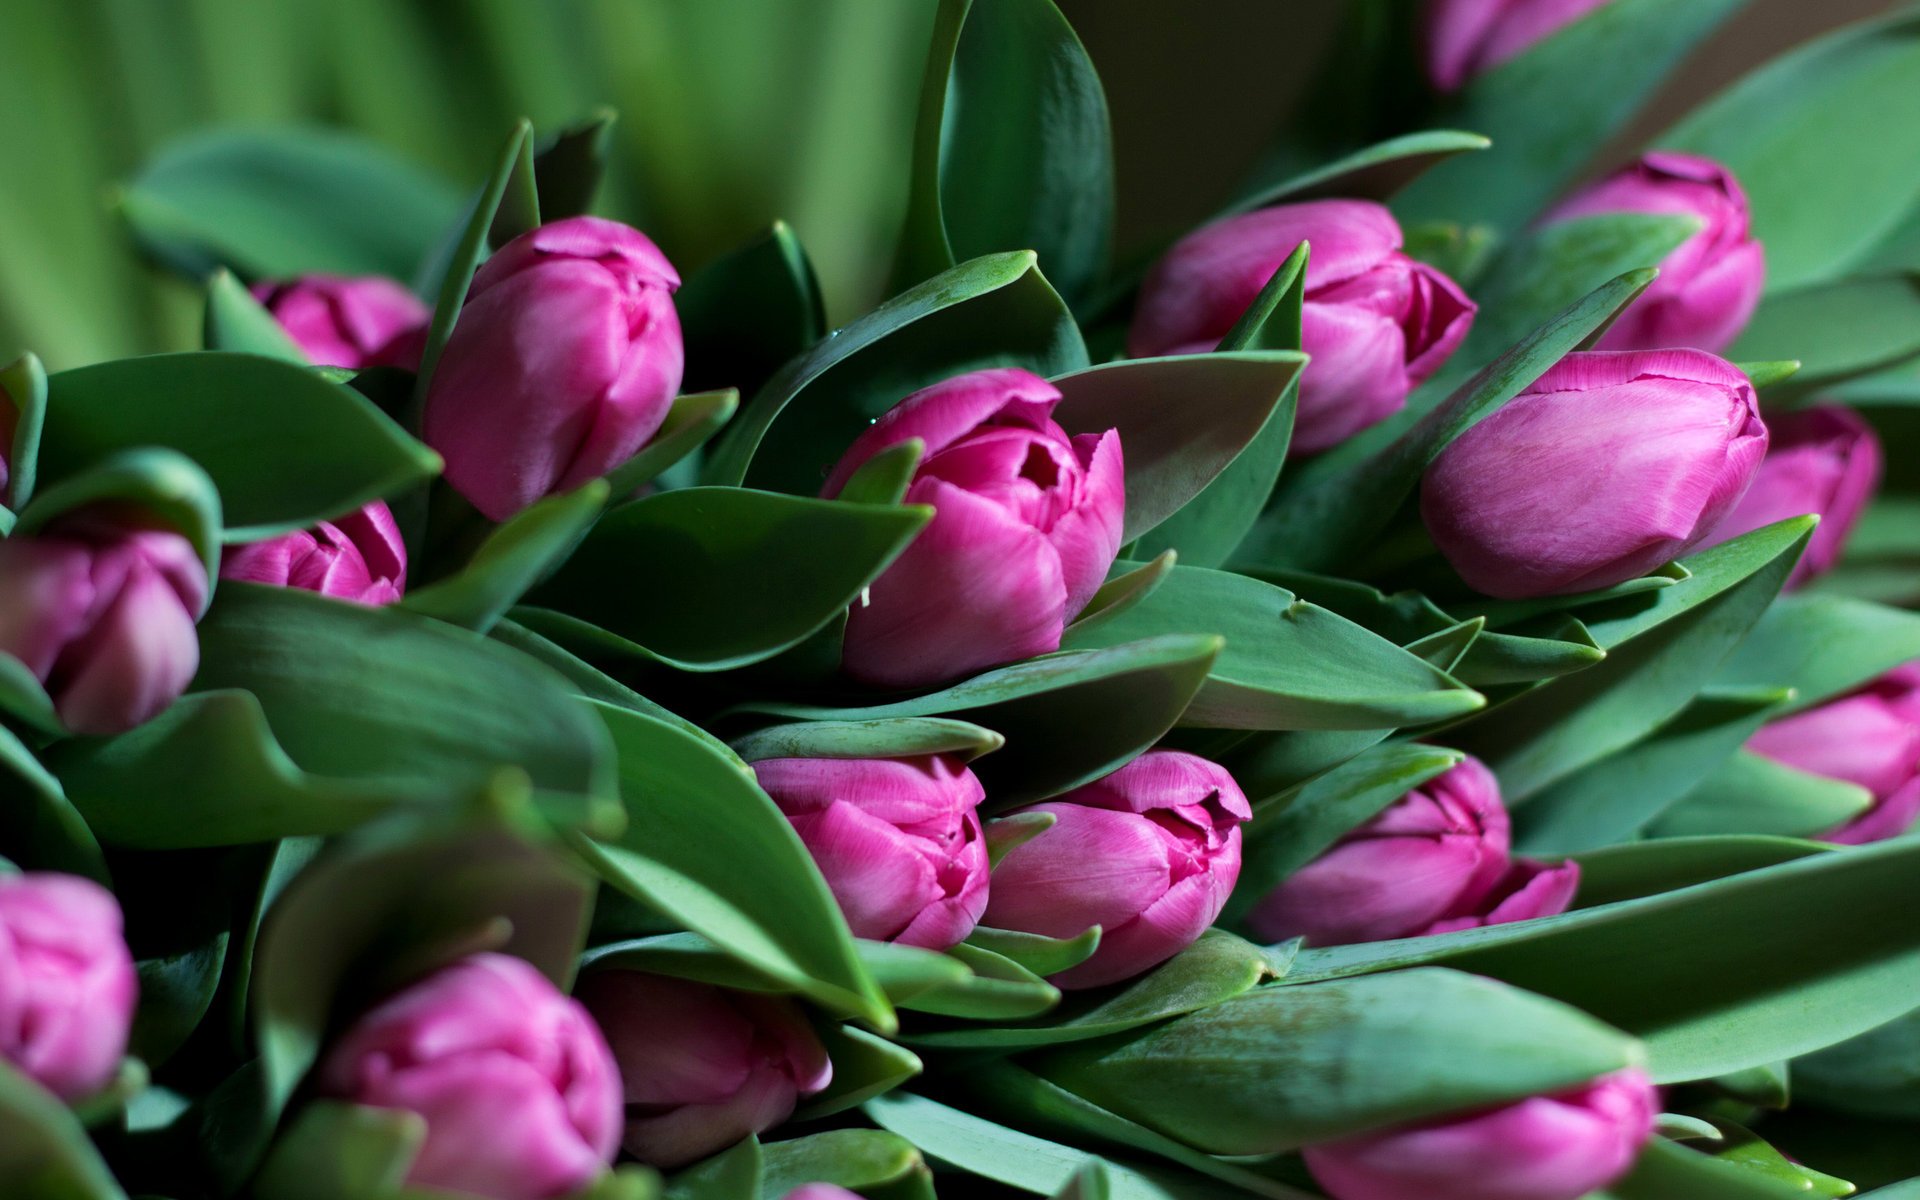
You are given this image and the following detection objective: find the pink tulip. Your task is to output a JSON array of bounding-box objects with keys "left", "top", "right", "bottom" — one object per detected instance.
[
  {"left": 0, "top": 873, "right": 136, "bottom": 1101},
  {"left": 1421, "top": 858, "right": 1581, "bottom": 935},
  {"left": 1544, "top": 153, "right": 1765, "bottom": 354},
  {"left": 576, "top": 971, "right": 831, "bottom": 1168},
  {"left": 252, "top": 274, "right": 431, "bottom": 369},
  {"left": 1747, "top": 664, "right": 1920, "bottom": 845},
  {"left": 1304, "top": 1068, "right": 1656, "bottom": 1200},
  {"left": 1129, "top": 200, "right": 1476, "bottom": 454},
  {"left": 781, "top": 1188, "right": 863, "bottom": 1200},
  {"left": 1423, "top": 0, "right": 1616, "bottom": 92},
  {"left": 1422, "top": 350, "right": 1767, "bottom": 598},
  {"left": 1697, "top": 404, "right": 1881, "bottom": 589},
  {"left": 317, "top": 953, "right": 621, "bottom": 1200},
  {"left": 0, "top": 510, "right": 208, "bottom": 734},
  {"left": 220, "top": 500, "right": 407, "bottom": 605},
  {"left": 983, "top": 751, "right": 1250, "bottom": 989},
  {"left": 822, "top": 368, "right": 1123, "bottom": 689},
  {"left": 752, "top": 755, "right": 990, "bottom": 950},
  {"left": 423, "top": 216, "right": 684, "bottom": 520}
]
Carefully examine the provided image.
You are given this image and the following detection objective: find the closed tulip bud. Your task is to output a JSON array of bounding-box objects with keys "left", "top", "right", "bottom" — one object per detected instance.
[
  {"left": 220, "top": 501, "right": 407, "bottom": 605},
  {"left": 984, "top": 751, "right": 1250, "bottom": 989},
  {"left": 423, "top": 216, "right": 684, "bottom": 521},
  {"left": 781, "top": 1188, "right": 863, "bottom": 1200},
  {"left": 252, "top": 274, "right": 431, "bottom": 370},
  {"left": 1698, "top": 404, "right": 1881, "bottom": 589},
  {"left": 1421, "top": 858, "right": 1581, "bottom": 935},
  {"left": 317, "top": 953, "right": 621, "bottom": 1200},
  {"left": 1424, "top": 0, "right": 1615, "bottom": 92},
  {"left": 1544, "top": 153, "right": 1765, "bottom": 353},
  {"left": 1129, "top": 200, "right": 1476, "bottom": 454},
  {"left": 1747, "top": 664, "right": 1920, "bottom": 845},
  {"left": 576, "top": 971, "right": 831, "bottom": 1168},
  {"left": 1303, "top": 1068, "right": 1656, "bottom": 1200},
  {"left": 0, "top": 510, "right": 208, "bottom": 734},
  {"left": 1422, "top": 350, "right": 1767, "bottom": 599},
  {"left": 822, "top": 368, "right": 1123, "bottom": 689},
  {"left": 752, "top": 755, "right": 990, "bottom": 951},
  {"left": 0, "top": 873, "right": 136, "bottom": 1101}
]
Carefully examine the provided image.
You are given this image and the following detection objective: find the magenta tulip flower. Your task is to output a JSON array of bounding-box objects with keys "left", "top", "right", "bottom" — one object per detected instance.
[
  {"left": 1544, "top": 153, "right": 1765, "bottom": 353},
  {"left": 1697, "top": 404, "right": 1882, "bottom": 589},
  {"left": 1304, "top": 1068, "right": 1656, "bottom": 1200},
  {"left": 252, "top": 274, "right": 431, "bottom": 369},
  {"left": 221, "top": 500, "right": 407, "bottom": 605},
  {"left": 1424, "top": 0, "right": 1615, "bottom": 92},
  {"left": 1422, "top": 350, "right": 1767, "bottom": 598},
  {"left": 781, "top": 1188, "right": 863, "bottom": 1200},
  {"left": 0, "top": 510, "right": 208, "bottom": 734},
  {"left": 984, "top": 751, "right": 1250, "bottom": 989},
  {"left": 1129, "top": 200, "right": 1476, "bottom": 454},
  {"left": 1746, "top": 664, "right": 1920, "bottom": 844},
  {"left": 423, "top": 216, "right": 684, "bottom": 520},
  {"left": 577, "top": 971, "right": 831, "bottom": 1168},
  {"left": 317, "top": 953, "right": 621, "bottom": 1200},
  {"left": 822, "top": 368, "right": 1123, "bottom": 689},
  {"left": 1247, "top": 756, "right": 1576, "bottom": 946},
  {"left": 752, "top": 754, "right": 990, "bottom": 950},
  {"left": 0, "top": 873, "right": 136, "bottom": 1101}
]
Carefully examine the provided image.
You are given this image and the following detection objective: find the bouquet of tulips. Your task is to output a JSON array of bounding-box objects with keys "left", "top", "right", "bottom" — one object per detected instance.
[{"left": 6, "top": 1, "right": 1920, "bottom": 1198}]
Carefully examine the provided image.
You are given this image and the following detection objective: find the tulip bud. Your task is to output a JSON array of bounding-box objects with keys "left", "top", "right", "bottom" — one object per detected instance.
[
  {"left": 0, "top": 510, "right": 208, "bottom": 734},
  {"left": 423, "top": 216, "right": 684, "bottom": 521},
  {"left": 1697, "top": 404, "right": 1882, "bottom": 589},
  {"left": 1746, "top": 664, "right": 1920, "bottom": 845},
  {"left": 317, "top": 953, "right": 621, "bottom": 1200},
  {"left": 220, "top": 501, "right": 407, "bottom": 605},
  {"left": 822, "top": 368, "right": 1123, "bottom": 689},
  {"left": 1302, "top": 1068, "right": 1656, "bottom": 1200},
  {"left": 752, "top": 755, "right": 990, "bottom": 950},
  {"left": 781, "top": 1188, "right": 863, "bottom": 1200},
  {"left": 1421, "top": 350, "right": 1767, "bottom": 599},
  {"left": 983, "top": 751, "right": 1250, "bottom": 989},
  {"left": 576, "top": 971, "right": 831, "bottom": 1168},
  {"left": 1543, "top": 153, "right": 1765, "bottom": 354},
  {"left": 1423, "top": 0, "right": 1615, "bottom": 92},
  {"left": 0, "top": 873, "right": 136, "bottom": 1101},
  {"left": 1129, "top": 200, "right": 1476, "bottom": 454},
  {"left": 252, "top": 274, "right": 431, "bottom": 370}
]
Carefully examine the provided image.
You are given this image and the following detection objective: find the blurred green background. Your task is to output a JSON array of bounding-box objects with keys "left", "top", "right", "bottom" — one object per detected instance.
[{"left": 0, "top": 0, "right": 1890, "bottom": 370}]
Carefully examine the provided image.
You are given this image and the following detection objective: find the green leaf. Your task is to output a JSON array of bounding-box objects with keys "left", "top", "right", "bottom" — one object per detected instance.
[
  {"left": 533, "top": 108, "right": 616, "bottom": 222},
  {"left": 835, "top": 439, "right": 926, "bottom": 507},
  {"left": 735, "top": 636, "right": 1221, "bottom": 805},
  {"left": 524, "top": 487, "right": 929, "bottom": 671},
  {"left": 1397, "top": 0, "right": 1751, "bottom": 232},
  {"left": 603, "top": 389, "right": 740, "bottom": 498},
  {"left": 0, "top": 1059, "right": 129, "bottom": 1199},
  {"left": 987, "top": 811, "right": 1058, "bottom": 866},
  {"left": 116, "top": 126, "right": 463, "bottom": 280},
  {"left": 1035, "top": 968, "right": 1638, "bottom": 1155},
  {"left": 667, "top": 1135, "right": 761, "bottom": 1200},
  {"left": 1739, "top": 360, "right": 1803, "bottom": 389},
  {"left": 761, "top": 1130, "right": 932, "bottom": 1199},
  {"left": 704, "top": 252, "right": 1086, "bottom": 493},
  {"left": 1570, "top": 835, "right": 1825, "bottom": 910},
  {"left": 401, "top": 480, "right": 609, "bottom": 633},
  {"left": 202, "top": 268, "right": 308, "bottom": 362},
  {"left": 1287, "top": 835, "right": 1920, "bottom": 1082},
  {"left": 1052, "top": 1161, "right": 1111, "bottom": 1200},
  {"left": 1664, "top": 8, "right": 1920, "bottom": 293},
  {"left": 731, "top": 718, "right": 1003, "bottom": 764},
  {"left": 15, "top": 446, "right": 223, "bottom": 587},
  {"left": 40, "top": 352, "right": 438, "bottom": 540},
  {"left": 1599, "top": 1135, "right": 1818, "bottom": 1200},
  {"left": 1689, "top": 1122, "right": 1856, "bottom": 1198},
  {"left": 2, "top": 351, "right": 49, "bottom": 511},
  {"left": 572, "top": 702, "right": 890, "bottom": 1030},
  {"left": 1230, "top": 130, "right": 1491, "bottom": 215},
  {"left": 253, "top": 1101, "right": 424, "bottom": 1200},
  {"left": 900, "top": 0, "right": 1113, "bottom": 305},
  {"left": 0, "top": 725, "right": 107, "bottom": 880},
  {"left": 1719, "top": 594, "right": 1920, "bottom": 716},
  {"left": 1061, "top": 565, "right": 1484, "bottom": 731},
  {"left": 1798, "top": 1008, "right": 1920, "bottom": 1121},
  {"left": 965, "top": 926, "right": 1102, "bottom": 978},
  {"left": 901, "top": 942, "right": 1060, "bottom": 1020},
  {"left": 1728, "top": 274, "right": 1920, "bottom": 394},
  {"left": 1051, "top": 353, "right": 1306, "bottom": 544},
  {"left": 1653, "top": 750, "right": 1871, "bottom": 840},
  {"left": 678, "top": 224, "right": 826, "bottom": 399},
  {"left": 1065, "top": 553, "right": 1178, "bottom": 641},
  {"left": 794, "top": 1027, "right": 924, "bottom": 1121}
]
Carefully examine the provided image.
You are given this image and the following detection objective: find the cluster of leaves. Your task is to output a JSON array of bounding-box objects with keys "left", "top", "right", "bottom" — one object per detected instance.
[{"left": 6, "top": 1, "right": 1920, "bottom": 1198}]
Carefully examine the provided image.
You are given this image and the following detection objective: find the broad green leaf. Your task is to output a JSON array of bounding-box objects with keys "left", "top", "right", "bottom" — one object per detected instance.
[
  {"left": 401, "top": 480, "right": 609, "bottom": 633},
  {"left": 1599, "top": 1135, "right": 1817, "bottom": 1200},
  {"left": 835, "top": 439, "right": 926, "bottom": 507},
  {"left": 0, "top": 1059, "right": 128, "bottom": 1199},
  {"left": 901, "top": 943, "right": 1059, "bottom": 1020},
  {"left": 1798, "top": 1008, "right": 1920, "bottom": 1121},
  {"left": 572, "top": 702, "right": 890, "bottom": 1030},
  {"left": 1728, "top": 274, "right": 1920, "bottom": 394},
  {"left": 0, "top": 657, "right": 62, "bottom": 738},
  {"left": 1714, "top": 590, "right": 1920, "bottom": 714},
  {"left": 1653, "top": 750, "right": 1871, "bottom": 840},
  {"left": 667, "top": 1134, "right": 762, "bottom": 1200},
  {"left": 40, "top": 352, "right": 438, "bottom": 540},
  {"left": 731, "top": 718, "right": 1003, "bottom": 764},
  {"left": 1051, "top": 352, "right": 1306, "bottom": 543},
  {"left": 202, "top": 268, "right": 307, "bottom": 362},
  {"left": 116, "top": 126, "right": 462, "bottom": 280},
  {"left": 15, "top": 446, "right": 223, "bottom": 586},
  {"left": 1687, "top": 1122, "right": 1855, "bottom": 1198},
  {"left": 1571, "top": 836, "right": 1825, "bottom": 909},
  {"left": 899, "top": 0, "right": 1112, "bottom": 305},
  {"left": 794, "top": 1028, "right": 924, "bottom": 1120},
  {"left": 532, "top": 108, "right": 616, "bottom": 222},
  {"left": 1065, "top": 553, "right": 1178, "bottom": 641},
  {"left": 1035, "top": 968, "right": 1637, "bottom": 1154},
  {"left": 1, "top": 351, "right": 48, "bottom": 511},
  {"left": 525, "top": 487, "right": 928, "bottom": 671},
  {"left": 965, "top": 926, "right": 1102, "bottom": 978},
  {"left": 1061, "top": 565, "right": 1484, "bottom": 731},
  {"left": 679, "top": 224, "right": 826, "bottom": 399},
  {"left": 761, "top": 1130, "right": 931, "bottom": 1199},
  {"left": 735, "top": 636, "right": 1220, "bottom": 805},
  {"left": 1230, "top": 130, "right": 1490, "bottom": 215},
  {"left": 1665, "top": 9, "right": 1920, "bottom": 293},
  {"left": 1287, "top": 835, "right": 1920, "bottom": 1081},
  {"left": 0, "top": 725, "right": 107, "bottom": 880},
  {"left": 704, "top": 252, "right": 1086, "bottom": 492},
  {"left": 602, "top": 389, "right": 740, "bottom": 497},
  {"left": 252, "top": 1101, "right": 424, "bottom": 1200}
]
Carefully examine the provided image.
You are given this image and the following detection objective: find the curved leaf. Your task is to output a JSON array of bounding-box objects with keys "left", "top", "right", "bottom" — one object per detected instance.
[{"left": 680, "top": 223, "right": 827, "bottom": 399}]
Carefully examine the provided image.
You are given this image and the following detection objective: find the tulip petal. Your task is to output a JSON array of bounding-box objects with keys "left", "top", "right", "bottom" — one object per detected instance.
[
  {"left": 984, "top": 802, "right": 1174, "bottom": 938},
  {"left": 1296, "top": 299, "right": 1412, "bottom": 454},
  {"left": 791, "top": 799, "right": 948, "bottom": 942},
  {"left": 1047, "top": 430, "right": 1126, "bottom": 618},
  {"left": 51, "top": 557, "right": 200, "bottom": 735},
  {"left": 0, "top": 539, "right": 98, "bottom": 679},
  {"left": 821, "top": 368, "right": 1063, "bottom": 499}
]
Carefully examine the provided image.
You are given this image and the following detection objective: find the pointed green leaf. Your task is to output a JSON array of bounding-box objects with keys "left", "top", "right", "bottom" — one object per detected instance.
[
  {"left": 731, "top": 717, "right": 1003, "bottom": 764},
  {"left": 1654, "top": 750, "right": 1872, "bottom": 840},
  {"left": 1729, "top": 274, "right": 1920, "bottom": 394},
  {"left": 679, "top": 223, "right": 827, "bottom": 399},
  {"left": 0, "top": 1059, "right": 128, "bottom": 1199},
  {"left": 401, "top": 480, "right": 609, "bottom": 633},
  {"left": 533, "top": 108, "right": 616, "bottom": 222},
  {"left": 2, "top": 351, "right": 49, "bottom": 511},
  {"left": 203, "top": 268, "right": 307, "bottom": 362},
  {"left": 602, "top": 389, "right": 739, "bottom": 497}
]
